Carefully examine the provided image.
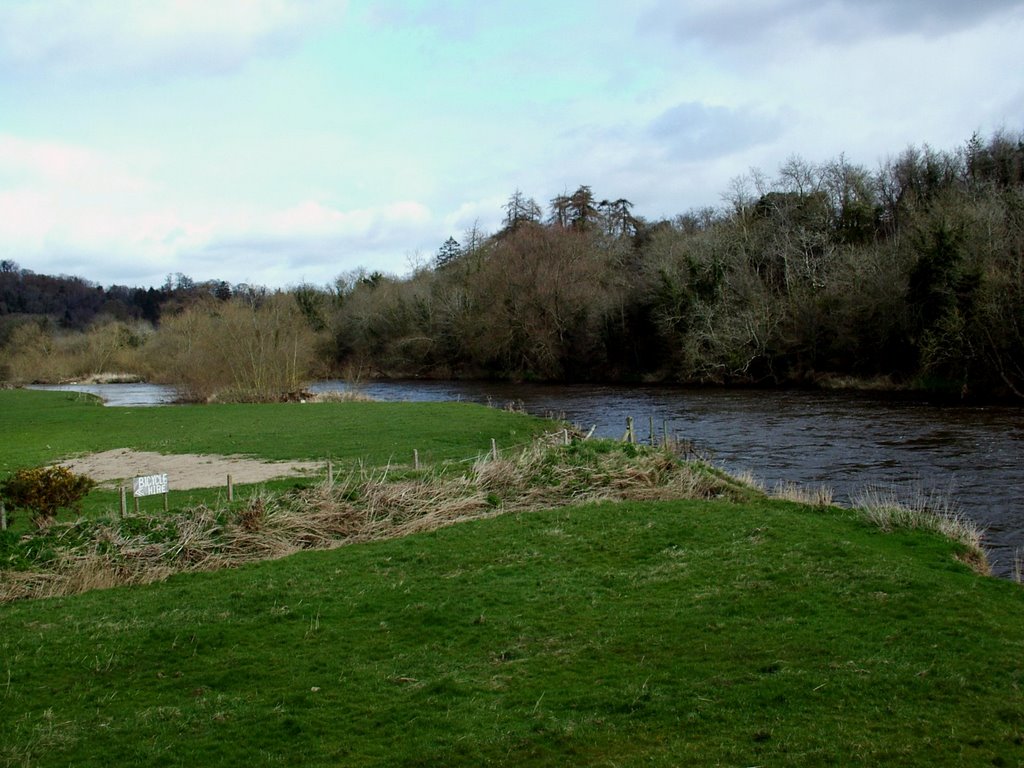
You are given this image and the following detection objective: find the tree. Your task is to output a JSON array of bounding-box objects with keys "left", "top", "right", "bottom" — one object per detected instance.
[
  {"left": 435, "top": 236, "right": 462, "bottom": 269},
  {"left": 567, "top": 185, "right": 599, "bottom": 231},
  {"left": 599, "top": 198, "right": 638, "bottom": 238},
  {"left": 213, "top": 281, "right": 232, "bottom": 301},
  {"left": 502, "top": 190, "right": 542, "bottom": 231}
]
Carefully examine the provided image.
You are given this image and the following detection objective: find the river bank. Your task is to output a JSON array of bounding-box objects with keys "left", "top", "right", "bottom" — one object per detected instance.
[{"left": 22, "top": 379, "right": 1024, "bottom": 576}]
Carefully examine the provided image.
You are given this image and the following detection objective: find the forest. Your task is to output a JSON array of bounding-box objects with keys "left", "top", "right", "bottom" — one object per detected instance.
[{"left": 1, "top": 129, "right": 1022, "bottom": 402}]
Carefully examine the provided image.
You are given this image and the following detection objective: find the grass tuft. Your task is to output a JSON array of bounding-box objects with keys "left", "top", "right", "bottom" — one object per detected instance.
[
  {"left": 770, "top": 481, "right": 834, "bottom": 507},
  {"left": 852, "top": 486, "right": 987, "bottom": 572}
]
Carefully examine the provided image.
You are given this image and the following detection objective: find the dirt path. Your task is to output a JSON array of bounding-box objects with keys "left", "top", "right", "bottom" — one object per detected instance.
[{"left": 58, "top": 449, "right": 324, "bottom": 490}]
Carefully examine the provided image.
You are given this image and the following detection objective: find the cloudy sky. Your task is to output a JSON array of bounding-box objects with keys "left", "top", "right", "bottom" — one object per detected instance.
[{"left": 1, "top": 0, "right": 1022, "bottom": 289}]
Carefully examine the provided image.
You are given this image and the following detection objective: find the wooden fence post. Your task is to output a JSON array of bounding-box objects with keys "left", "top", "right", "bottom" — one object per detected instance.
[
  {"left": 624, "top": 416, "right": 635, "bottom": 444},
  {"left": 227, "top": 474, "right": 234, "bottom": 503},
  {"left": 1, "top": 500, "right": 6, "bottom": 531},
  {"left": 327, "top": 461, "right": 334, "bottom": 486},
  {"left": 118, "top": 486, "right": 126, "bottom": 520},
  {"left": 491, "top": 438, "right": 498, "bottom": 461},
  {"left": 414, "top": 449, "right": 420, "bottom": 470},
  {"left": 562, "top": 428, "right": 570, "bottom": 446}
]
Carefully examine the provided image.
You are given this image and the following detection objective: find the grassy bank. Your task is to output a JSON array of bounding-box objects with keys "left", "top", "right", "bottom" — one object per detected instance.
[
  {"left": 2, "top": 497, "right": 1022, "bottom": 766},
  {"left": 1, "top": 388, "right": 1022, "bottom": 765}
]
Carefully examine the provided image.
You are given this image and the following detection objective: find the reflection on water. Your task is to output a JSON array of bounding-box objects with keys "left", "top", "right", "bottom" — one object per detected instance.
[
  {"left": 27, "top": 380, "right": 1024, "bottom": 576},
  {"left": 28, "top": 383, "right": 179, "bottom": 407}
]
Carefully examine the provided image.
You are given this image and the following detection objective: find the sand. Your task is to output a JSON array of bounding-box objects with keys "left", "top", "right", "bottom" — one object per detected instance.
[{"left": 58, "top": 449, "right": 324, "bottom": 490}]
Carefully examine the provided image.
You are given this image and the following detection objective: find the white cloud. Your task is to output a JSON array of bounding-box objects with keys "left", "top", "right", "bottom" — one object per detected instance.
[
  {"left": 441, "top": 197, "right": 506, "bottom": 238},
  {"left": 0, "top": 133, "right": 443, "bottom": 286},
  {"left": 0, "top": 0, "right": 343, "bottom": 78}
]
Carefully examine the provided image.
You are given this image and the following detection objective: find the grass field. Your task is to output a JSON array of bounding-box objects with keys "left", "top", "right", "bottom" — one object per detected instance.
[
  {"left": 0, "top": 388, "right": 551, "bottom": 524},
  {"left": 2, "top": 389, "right": 1023, "bottom": 766},
  {"left": 0, "top": 389, "right": 546, "bottom": 470}
]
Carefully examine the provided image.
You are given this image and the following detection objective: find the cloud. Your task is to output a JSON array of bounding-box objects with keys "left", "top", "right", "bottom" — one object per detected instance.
[
  {"left": 0, "top": 133, "right": 442, "bottom": 286},
  {"left": 441, "top": 197, "right": 506, "bottom": 238},
  {"left": 648, "top": 102, "right": 784, "bottom": 162},
  {"left": 0, "top": 0, "right": 343, "bottom": 78},
  {"left": 0, "top": 134, "right": 148, "bottom": 194},
  {"left": 649, "top": 0, "right": 1023, "bottom": 49}
]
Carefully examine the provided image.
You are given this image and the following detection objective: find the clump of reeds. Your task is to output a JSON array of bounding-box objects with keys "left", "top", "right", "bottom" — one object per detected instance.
[
  {"left": 771, "top": 481, "right": 834, "bottom": 507},
  {"left": 307, "top": 389, "right": 376, "bottom": 403},
  {"left": 1, "top": 436, "right": 747, "bottom": 602},
  {"left": 852, "top": 486, "right": 987, "bottom": 573}
]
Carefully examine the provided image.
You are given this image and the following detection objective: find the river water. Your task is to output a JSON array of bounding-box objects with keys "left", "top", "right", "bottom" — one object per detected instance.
[{"left": 31, "top": 380, "right": 1024, "bottom": 576}]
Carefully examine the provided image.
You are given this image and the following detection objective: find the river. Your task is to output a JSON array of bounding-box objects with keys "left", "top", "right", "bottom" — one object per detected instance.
[{"left": 31, "top": 380, "right": 1024, "bottom": 576}]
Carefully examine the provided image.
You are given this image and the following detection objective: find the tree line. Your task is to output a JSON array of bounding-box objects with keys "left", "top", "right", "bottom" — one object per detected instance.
[
  {"left": 1, "top": 129, "right": 1022, "bottom": 401},
  {"left": 323, "top": 130, "right": 1024, "bottom": 399}
]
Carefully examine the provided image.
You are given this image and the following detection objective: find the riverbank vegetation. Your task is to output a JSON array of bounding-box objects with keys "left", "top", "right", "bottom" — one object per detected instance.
[
  {"left": 1, "top": 393, "right": 1021, "bottom": 764},
  {"left": 2, "top": 129, "right": 1022, "bottom": 401}
]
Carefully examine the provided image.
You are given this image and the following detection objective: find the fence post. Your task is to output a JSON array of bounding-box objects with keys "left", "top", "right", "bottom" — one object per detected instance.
[
  {"left": 562, "top": 428, "right": 570, "bottom": 446},
  {"left": 624, "top": 416, "right": 635, "bottom": 444},
  {"left": 1, "top": 500, "right": 6, "bottom": 531},
  {"left": 491, "top": 438, "right": 498, "bottom": 461},
  {"left": 327, "top": 460, "right": 334, "bottom": 486},
  {"left": 414, "top": 449, "right": 420, "bottom": 470},
  {"left": 227, "top": 474, "right": 234, "bottom": 503},
  {"left": 118, "top": 486, "right": 126, "bottom": 520},
  {"left": 649, "top": 416, "right": 656, "bottom": 445}
]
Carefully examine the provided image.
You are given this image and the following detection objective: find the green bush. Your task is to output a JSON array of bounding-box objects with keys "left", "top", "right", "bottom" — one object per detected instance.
[{"left": 0, "top": 466, "right": 96, "bottom": 528}]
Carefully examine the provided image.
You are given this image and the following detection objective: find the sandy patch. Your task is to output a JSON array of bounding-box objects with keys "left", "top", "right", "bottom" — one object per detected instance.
[{"left": 58, "top": 449, "right": 325, "bottom": 490}]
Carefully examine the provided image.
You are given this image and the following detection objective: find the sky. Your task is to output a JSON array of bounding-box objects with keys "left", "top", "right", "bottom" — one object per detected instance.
[{"left": 1, "top": 0, "right": 1022, "bottom": 290}]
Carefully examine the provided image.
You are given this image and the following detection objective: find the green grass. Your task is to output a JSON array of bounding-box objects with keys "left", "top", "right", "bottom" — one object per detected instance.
[
  {"left": 2, "top": 388, "right": 1023, "bottom": 765},
  {"left": 0, "top": 389, "right": 548, "bottom": 470},
  {"left": 2, "top": 499, "right": 1022, "bottom": 766},
  {"left": 0, "top": 389, "right": 551, "bottom": 525}
]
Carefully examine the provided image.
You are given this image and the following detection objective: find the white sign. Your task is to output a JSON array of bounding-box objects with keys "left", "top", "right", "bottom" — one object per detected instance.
[{"left": 133, "top": 473, "right": 169, "bottom": 498}]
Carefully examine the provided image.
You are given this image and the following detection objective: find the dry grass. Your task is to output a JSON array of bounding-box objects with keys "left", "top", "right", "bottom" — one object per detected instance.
[
  {"left": 1, "top": 435, "right": 745, "bottom": 602},
  {"left": 307, "top": 389, "right": 376, "bottom": 403},
  {"left": 771, "top": 481, "right": 834, "bottom": 507},
  {"left": 852, "top": 486, "right": 988, "bottom": 573},
  {"left": 731, "top": 472, "right": 835, "bottom": 507}
]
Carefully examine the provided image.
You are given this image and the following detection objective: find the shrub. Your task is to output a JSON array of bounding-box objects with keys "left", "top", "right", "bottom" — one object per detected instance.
[{"left": 0, "top": 466, "right": 96, "bottom": 528}]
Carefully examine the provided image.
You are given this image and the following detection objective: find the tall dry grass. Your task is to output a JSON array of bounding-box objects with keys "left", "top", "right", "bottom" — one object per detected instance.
[{"left": 0, "top": 436, "right": 746, "bottom": 602}]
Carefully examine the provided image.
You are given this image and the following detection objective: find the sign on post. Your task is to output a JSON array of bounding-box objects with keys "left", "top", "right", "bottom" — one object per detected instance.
[
  {"left": 133, "top": 473, "right": 168, "bottom": 497},
  {"left": 132, "top": 473, "right": 169, "bottom": 512}
]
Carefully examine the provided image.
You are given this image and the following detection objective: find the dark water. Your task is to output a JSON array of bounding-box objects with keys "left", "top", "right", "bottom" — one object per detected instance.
[{"left": 30, "top": 381, "right": 1024, "bottom": 575}]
